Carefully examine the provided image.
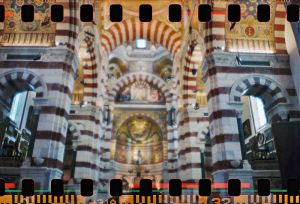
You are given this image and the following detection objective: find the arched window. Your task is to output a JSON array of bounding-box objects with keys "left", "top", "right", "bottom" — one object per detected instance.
[
  {"left": 9, "top": 92, "right": 27, "bottom": 127},
  {"left": 136, "top": 39, "right": 147, "bottom": 49},
  {"left": 0, "top": 91, "right": 37, "bottom": 159},
  {"left": 250, "top": 96, "right": 267, "bottom": 130}
]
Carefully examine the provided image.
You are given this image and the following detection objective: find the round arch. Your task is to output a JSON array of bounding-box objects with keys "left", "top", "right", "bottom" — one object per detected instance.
[
  {"left": 100, "top": 18, "right": 182, "bottom": 59},
  {"left": 108, "top": 71, "right": 173, "bottom": 103},
  {"left": 0, "top": 70, "right": 48, "bottom": 107},
  {"left": 229, "top": 75, "right": 289, "bottom": 104}
]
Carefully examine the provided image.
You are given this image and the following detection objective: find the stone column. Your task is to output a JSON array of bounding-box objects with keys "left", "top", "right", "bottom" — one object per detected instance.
[
  {"left": 166, "top": 115, "right": 179, "bottom": 180},
  {"left": 177, "top": 107, "right": 209, "bottom": 182},
  {"left": 200, "top": 52, "right": 255, "bottom": 191},
  {"left": 69, "top": 105, "right": 101, "bottom": 184},
  {"left": 98, "top": 103, "right": 114, "bottom": 190},
  {"left": 20, "top": 47, "right": 79, "bottom": 190}
]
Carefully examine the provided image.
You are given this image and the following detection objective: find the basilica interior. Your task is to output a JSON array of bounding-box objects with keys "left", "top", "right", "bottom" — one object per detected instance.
[{"left": 0, "top": 0, "right": 300, "bottom": 200}]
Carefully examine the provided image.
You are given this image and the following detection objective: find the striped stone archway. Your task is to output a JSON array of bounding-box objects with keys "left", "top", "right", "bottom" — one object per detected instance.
[
  {"left": 78, "top": 36, "right": 98, "bottom": 105},
  {"left": 100, "top": 18, "right": 182, "bottom": 59},
  {"left": 274, "top": 2, "right": 287, "bottom": 54},
  {"left": 0, "top": 70, "right": 48, "bottom": 113},
  {"left": 108, "top": 71, "right": 173, "bottom": 104},
  {"left": 182, "top": 29, "right": 204, "bottom": 107},
  {"left": 229, "top": 75, "right": 289, "bottom": 114}
]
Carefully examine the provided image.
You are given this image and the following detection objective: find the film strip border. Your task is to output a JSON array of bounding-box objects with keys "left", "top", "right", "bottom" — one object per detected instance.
[
  {"left": 1, "top": 178, "right": 300, "bottom": 197},
  {"left": 0, "top": 3, "right": 299, "bottom": 23},
  {"left": 1, "top": 194, "right": 300, "bottom": 204}
]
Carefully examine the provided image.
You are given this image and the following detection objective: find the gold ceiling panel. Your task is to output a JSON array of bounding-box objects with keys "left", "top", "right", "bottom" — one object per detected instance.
[
  {"left": 0, "top": 0, "right": 56, "bottom": 46},
  {"left": 225, "top": 0, "right": 276, "bottom": 52}
]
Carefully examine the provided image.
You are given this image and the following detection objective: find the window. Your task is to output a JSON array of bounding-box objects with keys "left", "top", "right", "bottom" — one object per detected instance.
[
  {"left": 136, "top": 39, "right": 147, "bottom": 49},
  {"left": 250, "top": 96, "right": 267, "bottom": 130},
  {"left": 9, "top": 92, "right": 28, "bottom": 128},
  {"left": 10, "top": 93, "right": 22, "bottom": 121}
]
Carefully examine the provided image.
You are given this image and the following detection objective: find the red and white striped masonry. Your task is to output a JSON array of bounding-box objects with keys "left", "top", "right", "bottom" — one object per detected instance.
[
  {"left": 100, "top": 18, "right": 182, "bottom": 59},
  {"left": 69, "top": 108, "right": 101, "bottom": 183},
  {"left": 205, "top": 1, "right": 226, "bottom": 54},
  {"left": 78, "top": 36, "right": 98, "bottom": 106},
  {"left": 203, "top": 54, "right": 300, "bottom": 172},
  {"left": 108, "top": 72, "right": 173, "bottom": 104},
  {"left": 274, "top": 2, "right": 287, "bottom": 54},
  {"left": 55, "top": 0, "right": 80, "bottom": 52},
  {"left": 182, "top": 44, "right": 203, "bottom": 107},
  {"left": 0, "top": 47, "right": 78, "bottom": 173},
  {"left": 0, "top": 70, "right": 46, "bottom": 113}
]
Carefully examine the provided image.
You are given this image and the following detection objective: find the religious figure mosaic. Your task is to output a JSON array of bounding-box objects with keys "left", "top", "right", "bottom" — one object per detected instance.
[{"left": 116, "top": 81, "right": 165, "bottom": 103}]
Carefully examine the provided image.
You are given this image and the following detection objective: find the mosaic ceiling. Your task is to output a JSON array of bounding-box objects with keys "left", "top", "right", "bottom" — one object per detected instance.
[
  {"left": 225, "top": 0, "right": 276, "bottom": 52},
  {"left": 116, "top": 81, "right": 166, "bottom": 104},
  {"left": 116, "top": 115, "right": 163, "bottom": 145},
  {"left": 0, "top": 0, "right": 56, "bottom": 45}
]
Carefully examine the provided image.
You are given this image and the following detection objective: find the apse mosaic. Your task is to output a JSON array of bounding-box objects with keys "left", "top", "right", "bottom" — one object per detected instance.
[
  {"left": 112, "top": 109, "right": 167, "bottom": 134},
  {"left": 116, "top": 116, "right": 162, "bottom": 145},
  {"left": 116, "top": 81, "right": 165, "bottom": 103},
  {"left": 225, "top": 0, "right": 276, "bottom": 51},
  {"left": 114, "top": 116, "right": 164, "bottom": 164},
  {"left": 1, "top": 0, "right": 56, "bottom": 45}
]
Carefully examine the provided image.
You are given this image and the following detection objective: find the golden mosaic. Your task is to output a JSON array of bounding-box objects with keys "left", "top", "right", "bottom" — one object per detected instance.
[{"left": 1, "top": 0, "right": 56, "bottom": 45}]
